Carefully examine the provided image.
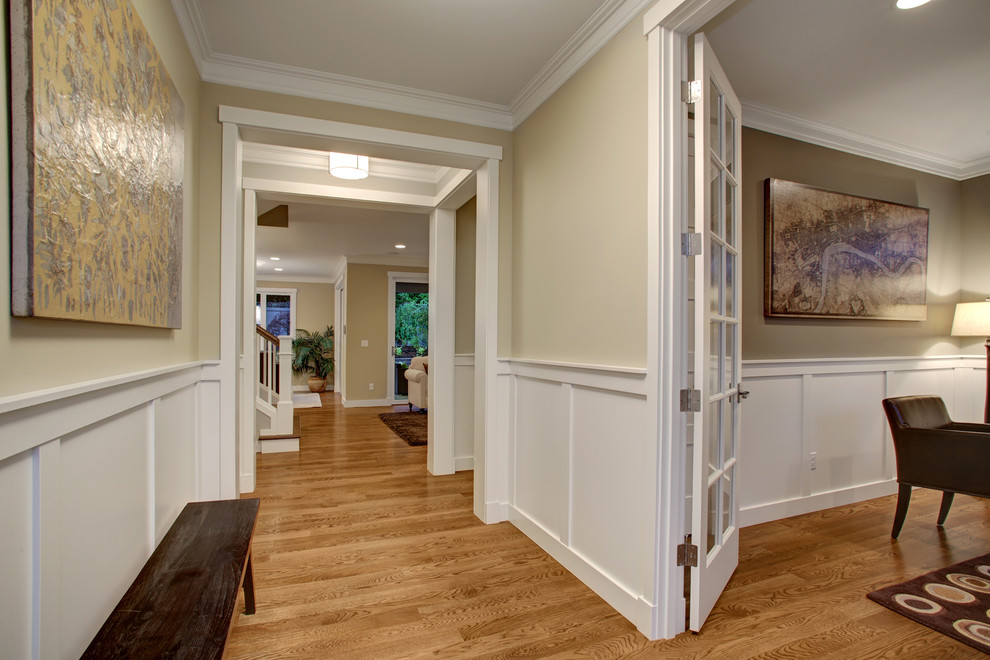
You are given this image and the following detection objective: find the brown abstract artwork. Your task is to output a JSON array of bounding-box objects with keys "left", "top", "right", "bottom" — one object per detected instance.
[
  {"left": 10, "top": 0, "right": 184, "bottom": 328},
  {"left": 764, "top": 179, "right": 929, "bottom": 321}
]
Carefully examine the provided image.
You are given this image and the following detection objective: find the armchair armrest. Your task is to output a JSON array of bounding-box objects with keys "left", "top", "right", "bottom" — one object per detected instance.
[{"left": 405, "top": 368, "right": 427, "bottom": 384}]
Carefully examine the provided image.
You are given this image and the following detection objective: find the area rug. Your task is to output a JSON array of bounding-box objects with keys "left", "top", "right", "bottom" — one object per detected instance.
[
  {"left": 378, "top": 412, "right": 427, "bottom": 446},
  {"left": 868, "top": 553, "right": 990, "bottom": 653},
  {"left": 292, "top": 392, "right": 322, "bottom": 409}
]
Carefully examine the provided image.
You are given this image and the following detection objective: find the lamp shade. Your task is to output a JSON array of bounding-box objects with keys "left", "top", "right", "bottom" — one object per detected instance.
[
  {"left": 328, "top": 153, "right": 369, "bottom": 180},
  {"left": 950, "top": 300, "right": 990, "bottom": 337}
]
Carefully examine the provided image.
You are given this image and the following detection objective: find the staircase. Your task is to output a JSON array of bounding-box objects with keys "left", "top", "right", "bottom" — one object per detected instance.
[{"left": 256, "top": 325, "right": 299, "bottom": 453}]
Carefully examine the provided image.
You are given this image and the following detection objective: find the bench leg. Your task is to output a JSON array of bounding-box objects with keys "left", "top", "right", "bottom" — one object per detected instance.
[
  {"left": 937, "top": 491, "right": 955, "bottom": 526},
  {"left": 891, "top": 483, "right": 912, "bottom": 539},
  {"left": 243, "top": 552, "right": 256, "bottom": 615}
]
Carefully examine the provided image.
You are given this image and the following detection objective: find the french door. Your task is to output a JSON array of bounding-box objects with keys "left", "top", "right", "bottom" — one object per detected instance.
[{"left": 689, "top": 33, "right": 743, "bottom": 632}]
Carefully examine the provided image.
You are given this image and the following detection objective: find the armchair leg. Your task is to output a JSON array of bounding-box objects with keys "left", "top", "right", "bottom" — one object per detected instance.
[
  {"left": 937, "top": 491, "right": 955, "bottom": 526},
  {"left": 892, "top": 483, "right": 912, "bottom": 539}
]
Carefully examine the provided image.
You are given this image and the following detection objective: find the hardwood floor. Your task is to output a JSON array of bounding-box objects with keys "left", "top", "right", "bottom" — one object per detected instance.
[{"left": 226, "top": 393, "right": 990, "bottom": 658}]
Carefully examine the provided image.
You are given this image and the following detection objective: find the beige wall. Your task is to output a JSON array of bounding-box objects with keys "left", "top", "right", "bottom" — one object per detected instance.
[
  {"left": 959, "top": 174, "right": 990, "bottom": 353},
  {"left": 345, "top": 264, "right": 428, "bottom": 401},
  {"left": 196, "top": 83, "right": 514, "bottom": 360},
  {"left": 742, "top": 128, "right": 971, "bottom": 359},
  {"left": 257, "top": 279, "right": 334, "bottom": 387},
  {"left": 456, "top": 198, "right": 477, "bottom": 355},
  {"left": 512, "top": 18, "right": 648, "bottom": 367},
  {"left": 0, "top": 0, "right": 201, "bottom": 397}
]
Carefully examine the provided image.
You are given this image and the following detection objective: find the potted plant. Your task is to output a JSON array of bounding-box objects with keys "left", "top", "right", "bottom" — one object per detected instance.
[{"left": 292, "top": 326, "right": 334, "bottom": 393}]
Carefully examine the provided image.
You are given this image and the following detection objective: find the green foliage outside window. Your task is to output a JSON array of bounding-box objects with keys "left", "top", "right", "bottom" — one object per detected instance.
[{"left": 395, "top": 292, "right": 428, "bottom": 355}]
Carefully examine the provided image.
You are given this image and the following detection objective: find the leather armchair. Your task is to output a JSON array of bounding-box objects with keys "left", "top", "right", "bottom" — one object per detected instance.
[
  {"left": 404, "top": 356, "right": 428, "bottom": 412},
  {"left": 882, "top": 395, "right": 990, "bottom": 538}
]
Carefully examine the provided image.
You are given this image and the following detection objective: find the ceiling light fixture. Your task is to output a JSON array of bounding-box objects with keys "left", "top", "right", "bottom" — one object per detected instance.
[
  {"left": 274, "top": 267, "right": 284, "bottom": 272},
  {"left": 895, "top": 0, "right": 931, "bottom": 8},
  {"left": 329, "top": 152, "right": 369, "bottom": 180},
  {"left": 395, "top": 244, "right": 406, "bottom": 249},
  {"left": 269, "top": 256, "right": 280, "bottom": 261}
]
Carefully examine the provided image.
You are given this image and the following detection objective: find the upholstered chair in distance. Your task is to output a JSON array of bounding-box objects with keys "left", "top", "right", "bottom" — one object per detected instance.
[
  {"left": 881, "top": 395, "right": 990, "bottom": 538},
  {"left": 405, "top": 356, "right": 428, "bottom": 412}
]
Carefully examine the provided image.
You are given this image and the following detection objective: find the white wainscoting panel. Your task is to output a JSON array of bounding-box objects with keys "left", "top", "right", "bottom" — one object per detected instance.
[
  {"left": 569, "top": 387, "right": 648, "bottom": 595},
  {"left": 740, "top": 356, "right": 985, "bottom": 527},
  {"left": 513, "top": 377, "right": 569, "bottom": 539},
  {"left": 0, "top": 450, "right": 33, "bottom": 660},
  {"left": 59, "top": 406, "right": 154, "bottom": 658},
  {"left": 502, "top": 359, "right": 652, "bottom": 631},
  {"left": 454, "top": 355, "right": 475, "bottom": 471},
  {"left": 0, "top": 362, "right": 223, "bottom": 660}
]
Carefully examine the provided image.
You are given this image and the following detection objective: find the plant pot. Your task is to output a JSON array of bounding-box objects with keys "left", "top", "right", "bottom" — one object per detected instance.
[{"left": 307, "top": 377, "right": 326, "bottom": 393}]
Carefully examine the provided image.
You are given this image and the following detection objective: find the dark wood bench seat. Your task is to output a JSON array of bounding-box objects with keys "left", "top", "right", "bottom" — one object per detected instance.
[{"left": 81, "top": 498, "right": 261, "bottom": 659}]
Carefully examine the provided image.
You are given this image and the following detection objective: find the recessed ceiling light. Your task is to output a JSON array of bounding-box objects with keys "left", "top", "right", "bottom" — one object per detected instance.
[
  {"left": 896, "top": 0, "right": 931, "bottom": 8},
  {"left": 274, "top": 267, "right": 284, "bottom": 272},
  {"left": 395, "top": 244, "right": 406, "bottom": 249},
  {"left": 270, "top": 256, "right": 280, "bottom": 261}
]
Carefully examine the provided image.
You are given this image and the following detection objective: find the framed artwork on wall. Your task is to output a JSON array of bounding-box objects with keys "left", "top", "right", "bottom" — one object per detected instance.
[
  {"left": 764, "top": 178, "right": 929, "bottom": 321},
  {"left": 9, "top": 0, "right": 184, "bottom": 328}
]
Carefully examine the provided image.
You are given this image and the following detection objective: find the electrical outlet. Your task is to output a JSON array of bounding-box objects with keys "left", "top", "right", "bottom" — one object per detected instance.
[
  {"left": 810, "top": 451, "right": 817, "bottom": 471},
  {"left": 368, "top": 383, "right": 375, "bottom": 391}
]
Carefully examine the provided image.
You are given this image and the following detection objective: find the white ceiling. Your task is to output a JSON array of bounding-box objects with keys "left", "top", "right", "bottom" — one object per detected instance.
[{"left": 171, "top": 0, "right": 990, "bottom": 280}]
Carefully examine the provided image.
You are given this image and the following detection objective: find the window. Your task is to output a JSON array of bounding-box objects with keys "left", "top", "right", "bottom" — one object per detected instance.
[{"left": 256, "top": 288, "right": 297, "bottom": 337}]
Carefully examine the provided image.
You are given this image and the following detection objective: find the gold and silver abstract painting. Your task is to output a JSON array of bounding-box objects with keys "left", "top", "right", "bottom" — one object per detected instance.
[{"left": 10, "top": 0, "right": 184, "bottom": 328}]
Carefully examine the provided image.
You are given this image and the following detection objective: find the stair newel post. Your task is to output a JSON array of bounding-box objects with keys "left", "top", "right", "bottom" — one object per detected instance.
[{"left": 276, "top": 335, "right": 295, "bottom": 434}]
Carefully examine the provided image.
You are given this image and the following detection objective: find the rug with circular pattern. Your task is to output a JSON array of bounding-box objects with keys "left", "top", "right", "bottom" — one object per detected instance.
[{"left": 868, "top": 553, "right": 990, "bottom": 654}]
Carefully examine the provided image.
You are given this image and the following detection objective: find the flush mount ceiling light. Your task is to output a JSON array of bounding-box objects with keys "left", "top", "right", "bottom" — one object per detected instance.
[
  {"left": 269, "top": 256, "right": 280, "bottom": 261},
  {"left": 273, "top": 267, "right": 284, "bottom": 272},
  {"left": 394, "top": 244, "right": 406, "bottom": 249},
  {"left": 329, "top": 152, "right": 369, "bottom": 180},
  {"left": 896, "top": 0, "right": 932, "bottom": 8}
]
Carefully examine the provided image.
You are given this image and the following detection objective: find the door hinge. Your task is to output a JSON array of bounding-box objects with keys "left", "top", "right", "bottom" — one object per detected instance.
[
  {"left": 682, "top": 80, "right": 702, "bottom": 104},
  {"left": 680, "top": 389, "right": 701, "bottom": 413},
  {"left": 681, "top": 232, "right": 703, "bottom": 256},
  {"left": 677, "top": 541, "right": 699, "bottom": 567}
]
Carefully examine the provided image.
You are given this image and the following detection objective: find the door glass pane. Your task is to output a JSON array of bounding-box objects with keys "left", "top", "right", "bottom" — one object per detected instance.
[
  {"left": 725, "top": 178, "right": 735, "bottom": 248},
  {"left": 709, "top": 163, "right": 721, "bottom": 236},
  {"left": 722, "top": 397, "right": 735, "bottom": 465},
  {"left": 710, "top": 245, "right": 721, "bottom": 315},
  {"left": 265, "top": 294, "right": 291, "bottom": 336},
  {"left": 710, "top": 322, "right": 721, "bottom": 393},
  {"left": 725, "top": 252, "right": 734, "bottom": 319},
  {"left": 707, "top": 480, "right": 719, "bottom": 554},
  {"left": 708, "top": 399, "right": 720, "bottom": 477},
  {"left": 709, "top": 81, "right": 720, "bottom": 158},
  {"left": 721, "top": 468, "right": 734, "bottom": 540},
  {"left": 724, "top": 105, "right": 736, "bottom": 174},
  {"left": 725, "top": 322, "right": 735, "bottom": 395}
]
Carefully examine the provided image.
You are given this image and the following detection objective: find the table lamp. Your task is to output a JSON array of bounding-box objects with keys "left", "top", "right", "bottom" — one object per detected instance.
[{"left": 951, "top": 297, "right": 990, "bottom": 423}]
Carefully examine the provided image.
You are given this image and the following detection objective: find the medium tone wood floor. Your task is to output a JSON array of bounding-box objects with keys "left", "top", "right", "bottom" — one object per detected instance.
[{"left": 226, "top": 393, "right": 990, "bottom": 658}]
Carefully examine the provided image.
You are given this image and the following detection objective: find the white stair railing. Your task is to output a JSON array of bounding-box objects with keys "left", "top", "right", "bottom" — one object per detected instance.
[{"left": 256, "top": 326, "right": 295, "bottom": 435}]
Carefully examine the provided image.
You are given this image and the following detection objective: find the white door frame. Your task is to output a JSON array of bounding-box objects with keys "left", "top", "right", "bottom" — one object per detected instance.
[
  {"left": 334, "top": 274, "right": 344, "bottom": 395},
  {"left": 642, "top": 0, "right": 738, "bottom": 641},
  {"left": 386, "top": 271, "right": 430, "bottom": 404},
  {"left": 218, "top": 106, "right": 503, "bottom": 512}
]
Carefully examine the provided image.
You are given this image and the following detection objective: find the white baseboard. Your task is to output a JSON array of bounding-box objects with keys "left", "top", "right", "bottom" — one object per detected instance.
[
  {"left": 341, "top": 397, "right": 391, "bottom": 408},
  {"left": 454, "top": 456, "right": 474, "bottom": 472},
  {"left": 740, "top": 480, "right": 898, "bottom": 528}
]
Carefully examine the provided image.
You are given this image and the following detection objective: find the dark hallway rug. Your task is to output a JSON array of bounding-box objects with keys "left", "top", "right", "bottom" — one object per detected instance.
[
  {"left": 378, "top": 412, "right": 427, "bottom": 446},
  {"left": 868, "top": 552, "right": 990, "bottom": 653}
]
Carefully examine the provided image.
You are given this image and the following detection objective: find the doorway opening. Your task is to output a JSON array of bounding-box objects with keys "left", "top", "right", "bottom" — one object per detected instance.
[{"left": 390, "top": 278, "right": 429, "bottom": 402}]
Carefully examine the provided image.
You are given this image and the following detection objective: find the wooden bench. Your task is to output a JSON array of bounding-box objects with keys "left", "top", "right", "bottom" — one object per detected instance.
[{"left": 81, "top": 498, "right": 261, "bottom": 659}]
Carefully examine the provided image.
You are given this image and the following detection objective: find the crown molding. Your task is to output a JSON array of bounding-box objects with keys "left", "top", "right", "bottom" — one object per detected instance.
[
  {"left": 171, "top": 0, "right": 651, "bottom": 133},
  {"left": 743, "top": 101, "right": 990, "bottom": 182},
  {"left": 255, "top": 274, "right": 337, "bottom": 285},
  {"left": 509, "top": 0, "right": 657, "bottom": 127}
]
